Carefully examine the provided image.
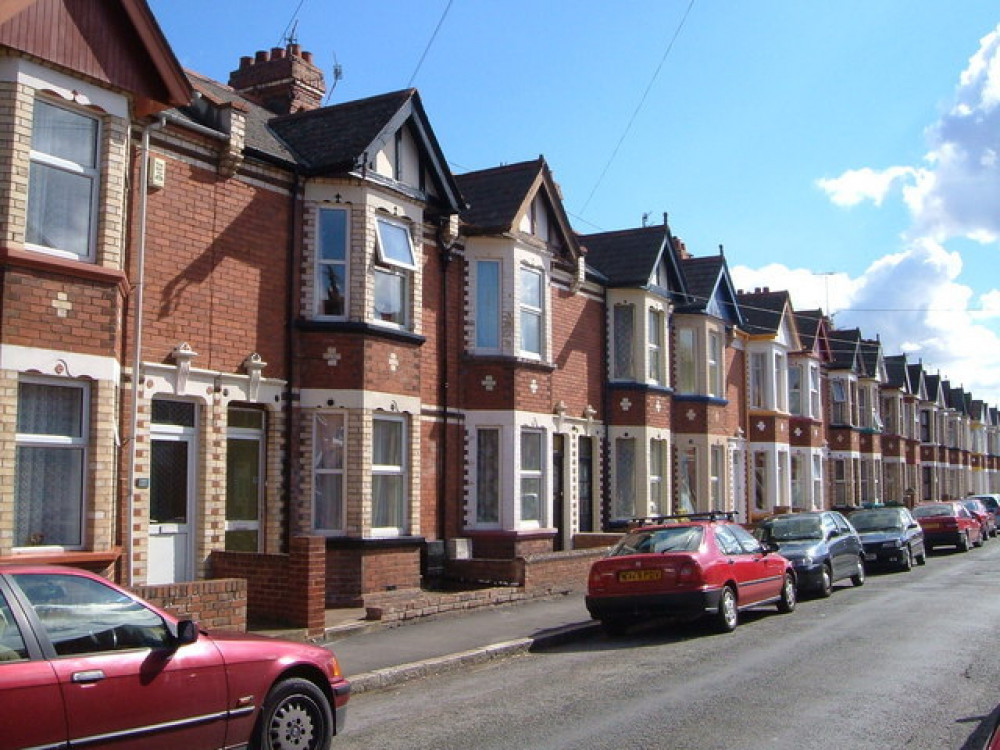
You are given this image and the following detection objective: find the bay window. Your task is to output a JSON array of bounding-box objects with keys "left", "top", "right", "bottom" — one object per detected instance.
[
  {"left": 614, "top": 437, "right": 636, "bottom": 520},
  {"left": 677, "top": 328, "right": 696, "bottom": 393},
  {"left": 15, "top": 380, "right": 88, "bottom": 548},
  {"left": 519, "top": 429, "right": 544, "bottom": 524},
  {"left": 476, "top": 428, "right": 500, "bottom": 524},
  {"left": 374, "top": 218, "right": 415, "bottom": 328},
  {"left": 708, "top": 331, "right": 723, "bottom": 397},
  {"left": 750, "top": 353, "right": 766, "bottom": 408},
  {"left": 678, "top": 447, "right": 697, "bottom": 513},
  {"left": 648, "top": 308, "right": 664, "bottom": 385},
  {"left": 613, "top": 304, "right": 635, "bottom": 380},
  {"left": 789, "top": 364, "right": 802, "bottom": 415},
  {"left": 649, "top": 439, "right": 666, "bottom": 515},
  {"left": 316, "top": 207, "right": 348, "bottom": 317},
  {"left": 475, "top": 261, "right": 501, "bottom": 350},
  {"left": 27, "top": 99, "right": 100, "bottom": 260},
  {"left": 313, "top": 413, "right": 345, "bottom": 533},
  {"left": 372, "top": 415, "right": 407, "bottom": 534},
  {"left": 520, "top": 266, "right": 543, "bottom": 357}
]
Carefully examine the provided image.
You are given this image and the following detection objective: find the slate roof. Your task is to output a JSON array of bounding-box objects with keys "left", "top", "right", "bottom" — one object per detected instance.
[
  {"left": 183, "top": 70, "right": 296, "bottom": 164},
  {"left": 676, "top": 254, "right": 743, "bottom": 326},
  {"left": 859, "top": 338, "right": 882, "bottom": 380},
  {"left": 735, "top": 289, "right": 789, "bottom": 336},
  {"left": 829, "top": 328, "right": 862, "bottom": 371},
  {"left": 884, "top": 354, "right": 911, "bottom": 391},
  {"left": 796, "top": 309, "right": 826, "bottom": 355},
  {"left": 455, "top": 159, "right": 544, "bottom": 233},
  {"left": 580, "top": 225, "right": 677, "bottom": 289}
]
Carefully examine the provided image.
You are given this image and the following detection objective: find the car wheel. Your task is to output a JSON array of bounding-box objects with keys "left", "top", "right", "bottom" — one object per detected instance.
[
  {"left": 817, "top": 564, "right": 833, "bottom": 598},
  {"left": 851, "top": 557, "right": 866, "bottom": 587},
  {"left": 252, "top": 678, "right": 333, "bottom": 750},
  {"left": 600, "top": 619, "right": 631, "bottom": 637},
  {"left": 714, "top": 585, "right": 738, "bottom": 633},
  {"left": 958, "top": 532, "right": 970, "bottom": 552},
  {"left": 777, "top": 573, "right": 796, "bottom": 614},
  {"left": 916, "top": 549, "right": 927, "bottom": 565},
  {"left": 973, "top": 530, "right": 984, "bottom": 548},
  {"left": 900, "top": 547, "right": 913, "bottom": 572}
]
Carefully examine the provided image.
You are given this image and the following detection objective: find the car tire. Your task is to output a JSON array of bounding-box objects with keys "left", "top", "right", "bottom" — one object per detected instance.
[
  {"left": 900, "top": 547, "right": 913, "bottom": 572},
  {"left": 916, "top": 549, "right": 927, "bottom": 565},
  {"left": 958, "top": 532, "right": 970, "bottom": 552},
  {"left": 777, "top": 573, "right": 796, "bottom": 614},
  {"left": 973, "top": 530, "right": 984, "bottom": 548},
  {"left": 817, "top": 564, "right": 833, "bottom": 598},
  {"left": 251, "top": 677, "right": 333, "bottom": 750},
  {"left": 851, "top": 557, "right": 866, "bottom": 587},
  {"left": 714, "top": 585, "right": 738, "bottom": 633}
]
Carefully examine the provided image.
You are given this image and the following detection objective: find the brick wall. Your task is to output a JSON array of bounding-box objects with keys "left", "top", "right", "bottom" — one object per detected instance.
[
  {"left": 324, "top": 542, "right": 423, "bottom": 607},
  {"left": 134, "top": 577, "right": 247, "bottom": 632},
  {"left": 210, "top": 536, "right": 326, "bottom": 635}
]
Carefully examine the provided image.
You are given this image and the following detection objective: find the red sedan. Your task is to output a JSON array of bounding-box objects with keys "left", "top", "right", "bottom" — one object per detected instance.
[
  {"left": 0, "top": 565, "right": 349, "bottom": 749},
  {"left": 586, "top": 513, "right": 796, "bottom": 634},
  {"left": 912, "top": 501, "right": 983, "bottom": 552}
]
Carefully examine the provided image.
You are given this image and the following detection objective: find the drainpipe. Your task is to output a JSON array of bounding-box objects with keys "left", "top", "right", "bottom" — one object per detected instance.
[
  {"left": 283, "top": 169, "right": 302, "bottom": 551},
  {"left": 126, "top": 116, "right": 166, "bottom": 586},
  {"left": 435, "top": 218, "right": 457, "bottom": 544}
]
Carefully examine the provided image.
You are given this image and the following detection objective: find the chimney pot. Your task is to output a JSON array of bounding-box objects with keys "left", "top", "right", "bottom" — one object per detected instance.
[
  {"left": 290, "top": 43, "right": 302, "bottom": 57},
  {"left": 303, "top": 50, "right": 313, "bottom": 64},
  {"left": 271, "top": 46, "right": 285, "bottom": 59},
  {"left": 255, "top": 50, "right": 268, "bottom": 63},
  {"left": 239, "top": 55, "right": 253, "bottom": 70}
]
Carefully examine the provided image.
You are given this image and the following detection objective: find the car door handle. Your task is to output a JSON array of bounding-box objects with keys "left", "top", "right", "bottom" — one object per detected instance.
[{"left": 71, "top": 670, "right": 106, "bottom": 683}]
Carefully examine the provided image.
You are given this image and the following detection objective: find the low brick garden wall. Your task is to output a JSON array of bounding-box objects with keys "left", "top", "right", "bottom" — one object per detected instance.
[{"left": 134, "top": 577, "right": 247, "bottom": 632}]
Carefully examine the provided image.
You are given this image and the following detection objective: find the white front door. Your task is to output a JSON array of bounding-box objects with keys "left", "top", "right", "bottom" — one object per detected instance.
[{"left": 148, "top": 431, "right": 196, "bottom": 584}]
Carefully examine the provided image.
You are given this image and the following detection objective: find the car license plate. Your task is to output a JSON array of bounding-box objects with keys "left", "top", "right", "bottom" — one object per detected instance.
[
  {"left": 865, "top": 553, "right": 876, "bottom": 561},
  {"left": 618, "top": 569, "right": 662, "bottom": 583}
]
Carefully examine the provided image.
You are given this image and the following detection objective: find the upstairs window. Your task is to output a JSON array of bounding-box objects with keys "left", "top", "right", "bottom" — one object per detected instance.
[
  {"left": 789, "top": 364, "right": 803, "bottom": 415},
  {"left": 613, "top": 304, "right": 635, "bottom": 380},
  {"left": 708, "top": 331, "right": 723, "bottom": 397},
  {"left": 676, "top": 328, "right": 696, "bottom": 393},
  {"left": 374, "top": 218, "right": 415, "bottom": 328},
  {"left": 475, "top": 261, "right": 501, "bottom": 350},
  {"left": 750, "top": 353, "right": 766, "bottom": 408},
  {"left": 831, "top": 379, "right": 849, "bottom": 424},
  {"left": 809, "top": 364, "right": 822, "bottom": 418},
  {"left": 519, "top": 266, "right": 543, "bottom": 357},
  {"left": 27, "top": 100, "right": 100, "bottom": 260},
  {"left": 774, "top": 353, "right": 787, "bottom": 412},
  {"left": 316, "top": 208, "right": 348, "bottom": 317},
  {"left": 648, "top": 309, "right": 664, "bottom": 385}
]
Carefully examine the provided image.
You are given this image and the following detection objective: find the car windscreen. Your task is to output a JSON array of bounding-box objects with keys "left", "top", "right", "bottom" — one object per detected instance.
[
  {"left": 975, "top": 497, "right": 999, "bottom": 512},
  {"left": 610, "top": 525, "right": 704, "bottom": 556},
  {"left": 912, "top": 505, "right": 952, "bottom": 518},
  {"left": 850, "top": 510, "right": 904, "bottom": 532},
  {"left": 759, "top": 517, "right": 823, "bottom": 541}
]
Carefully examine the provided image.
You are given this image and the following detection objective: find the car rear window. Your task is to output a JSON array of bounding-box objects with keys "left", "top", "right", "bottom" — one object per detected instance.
[
  {"left": 976, "top": 497, "right": 999, "bottom": 512},
  {"left": 610, "top": 525, "right": 704, "bottom": 556},
  {"left": 912, "top": 505, "right": 951, "bottom": 518},
  {"left": 760, "top": 516, "right": 823, "bottom": 541},
  {"left": 850, "top": 510, "right": 904, "bottom": 531}
]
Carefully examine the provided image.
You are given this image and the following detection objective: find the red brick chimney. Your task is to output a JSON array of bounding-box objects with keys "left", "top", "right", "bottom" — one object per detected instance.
[{"left": 229, "top": 44, "right": 325, "bottom": 115}]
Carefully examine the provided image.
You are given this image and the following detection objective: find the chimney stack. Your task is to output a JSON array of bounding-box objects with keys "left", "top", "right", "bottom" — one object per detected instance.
[{"left": 229, "top": 43, "right": 326, "bottom": 115}]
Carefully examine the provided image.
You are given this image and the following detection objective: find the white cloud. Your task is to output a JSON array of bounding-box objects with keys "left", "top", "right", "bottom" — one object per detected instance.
[
  {"left": 732, "top": 241, "right": 1000, "bottom": 405},
  {"left": 816, "top": 166, "right": 918, "bottom": 207}
]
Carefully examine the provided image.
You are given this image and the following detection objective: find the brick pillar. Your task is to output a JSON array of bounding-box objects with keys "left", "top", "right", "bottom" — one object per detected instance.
[{"left": 289, "top": 536, "right": 326, "bottom": 636}]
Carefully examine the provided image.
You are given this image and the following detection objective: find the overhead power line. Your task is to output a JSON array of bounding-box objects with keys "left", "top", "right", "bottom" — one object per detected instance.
[
  {"left": 408, "top": 0, "right": 454, "bottom": 87},
  {"left": 579, "top": 0, "right": 697, "bottom": 214}
]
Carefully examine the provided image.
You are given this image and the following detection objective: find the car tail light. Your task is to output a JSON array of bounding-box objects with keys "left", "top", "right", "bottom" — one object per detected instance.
[{"left": 676, "top": 559, "right": 702, "bottom": 585}]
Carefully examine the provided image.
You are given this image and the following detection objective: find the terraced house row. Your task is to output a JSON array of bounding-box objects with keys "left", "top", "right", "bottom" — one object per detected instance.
[{"left": 1, "top": 0, "right": 998, "bottom": 621}]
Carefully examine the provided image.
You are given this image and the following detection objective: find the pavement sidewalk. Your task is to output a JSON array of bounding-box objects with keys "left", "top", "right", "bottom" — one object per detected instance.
[{"left": 321, "top": 592, "right": 600, "bottom": 694}]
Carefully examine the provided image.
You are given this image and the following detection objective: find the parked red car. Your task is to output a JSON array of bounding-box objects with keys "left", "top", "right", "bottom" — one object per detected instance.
[
  {"left": 960, "top": 496, "right": 997, "bottom": 540},
  {"left": 0, "top": 565, "right": 349, "bottom": 750},
  {"left": 911, "top": 501, "right": 983, "bottom": 552},
  {"left": 586, "top": 512, "right": 796, "bottom": 635}
]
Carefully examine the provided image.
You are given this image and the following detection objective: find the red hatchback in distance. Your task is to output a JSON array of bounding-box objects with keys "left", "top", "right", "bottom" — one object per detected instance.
[
  {"left": 586, "top": 512, "right": 796, "bottom": 635},
  {"left": 912, "top": 501, "right": 983, "bottom": 552},
  {"left": 0, "top": 565, "right": 349, "bottom": 750}
]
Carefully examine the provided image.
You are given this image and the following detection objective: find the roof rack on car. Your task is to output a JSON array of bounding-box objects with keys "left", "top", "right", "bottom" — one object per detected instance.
[{"left": 629, "top": 510, "right": 738, "bottom": 527}]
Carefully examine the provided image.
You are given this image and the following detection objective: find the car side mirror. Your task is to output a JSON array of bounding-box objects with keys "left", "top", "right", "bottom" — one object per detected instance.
[
  {"left": 761, "top": 540, "right": 780, "bottom": 554},
  {"left": 175, "top": 619, "right": 199, "bottom": 648}
]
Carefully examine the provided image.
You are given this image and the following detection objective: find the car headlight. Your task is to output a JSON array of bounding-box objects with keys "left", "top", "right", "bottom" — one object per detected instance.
[
  {"left": 794, "top": 555, "right": 814, "bottom": 567},
  {"left": 882, "top": 540, "right": 902, "bottom": 549}
]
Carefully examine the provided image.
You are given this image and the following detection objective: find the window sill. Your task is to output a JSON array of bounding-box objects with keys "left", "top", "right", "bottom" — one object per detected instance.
[
  {"left": 1, "top": 246, "right": 128, "bottom": 291},
  {"left": 296, "top": 318, "right": 426, "bottom": 345}
]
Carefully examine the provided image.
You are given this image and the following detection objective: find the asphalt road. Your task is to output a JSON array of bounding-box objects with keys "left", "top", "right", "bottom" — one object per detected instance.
[{"left": 334, "top": 540, "right": 1000, "bottom": 749}]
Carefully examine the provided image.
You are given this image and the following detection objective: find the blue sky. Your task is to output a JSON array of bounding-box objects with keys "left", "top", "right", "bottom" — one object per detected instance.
[{"left": 149, "top": 1, "right": 1000, "bottom": 406}]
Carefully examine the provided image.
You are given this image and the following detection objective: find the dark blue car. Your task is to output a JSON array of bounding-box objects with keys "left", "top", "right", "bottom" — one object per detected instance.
[
  {"left": 754, "top": 511, "right": 866, "bottom": 597},
  {"left": 849, "top": 506, "right": 927, "bottom": 571}
]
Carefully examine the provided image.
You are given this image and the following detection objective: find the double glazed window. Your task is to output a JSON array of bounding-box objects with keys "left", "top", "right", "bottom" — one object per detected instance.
[
  {"left": 27, "top": 99, "right": 100, "bottom": 260},
  {"left": 313, "top": 413, "right": 345, "bottom": 533},
  {"left": 316, "top": 208, "right": 348, "bottom": 317},
  {"left": 520, "top": 430, "right": 544, "bottom": 523},
  {"left": 476, "top": 428, "right": 500, "bottom": 524},
  {"left": 648, "top": 309, "right": 664, "bottom": 384},
  {"left": 373, "top": 416, "right": 407, "bottom": 534},
  {"left": 15, "top": 380, "right": 88, "bottom": 548},
  {"left": 519, "top": 267, "right": 543, "bottom": 357},
  {"left": 374, "top": 218, "right": 415, "bottom": 327},
  {"left": 613, "top": 305, "right": 635, "bottom": 380},
  {"left": 475, "top": 261, "right": 501, "bottom": 350}
]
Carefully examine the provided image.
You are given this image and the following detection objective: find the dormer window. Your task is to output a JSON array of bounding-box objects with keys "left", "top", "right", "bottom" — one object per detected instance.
[{"left": 27, "top": 99, "right": 100, "bottom": 261}]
